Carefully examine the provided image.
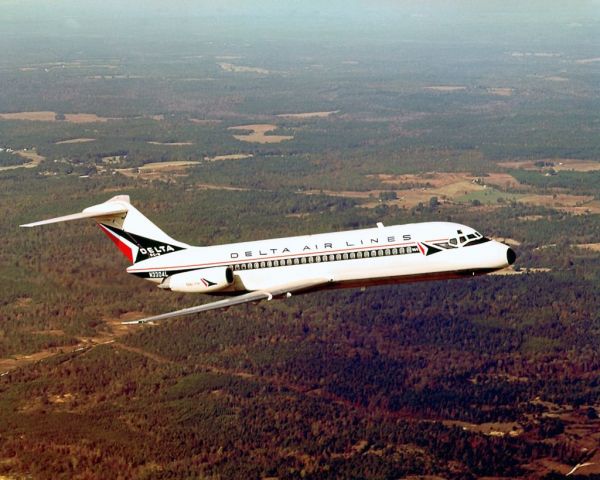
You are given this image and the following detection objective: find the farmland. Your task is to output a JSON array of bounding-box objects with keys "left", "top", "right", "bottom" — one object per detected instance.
[{"left": 0, "top": 2, "right": 599, "bottom": 479}]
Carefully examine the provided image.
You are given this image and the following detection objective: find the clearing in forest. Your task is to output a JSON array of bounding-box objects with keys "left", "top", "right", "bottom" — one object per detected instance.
[
  {"left": 190, "top": 118, "right": 222, "bottom": 125},
  {"left": 575, "top": 243, "right": 600, "bottom": 252},
  {"left": 117, "top": 161, "right": 199, "bottom": 181},
  {"left": 147, "top": 141, "right": 194, "bottom": 146},
  {"left": 138, "top": 161, "right": 199, "bottom": 170},
  {"left": 424, "top": 85, "right": 467, "bottom": 92},
  {"left": 317, "top": 171, "right": 600, "bottom": 213},
  {"left": 575, "top": 57, "right": 600, "bottom": 64},
  {"left": 0, "top": 312, "right": 154, "bottom": 374},
  {"left": 205, "top": 153, "right": 254, "bottom": 161},
  {"left": 277, "top": 111, "right": 339, "bottom": 119},
  {"left": 490, "top": 267, "right": 552, "bottom": 276},
  {"left": 55, "top": 138, "right": 96, "bottom": 144},
  {"left": 229, "top": 124, "right": 293, "bottom": 144},
  {"left": 487, "top": 87, "right": 514, "bottom": 96},
  {"left": 218, "top": 63, "right": 270, "bottom": 74},
  {"left": 0, "top": 149, "right": 45, "bottom": 171},
  {"left": 0, "top": 111, "right": 113, "bottom": 123},
  {"left": 499, "top": 159, "right": 600, "bottom": 172}
]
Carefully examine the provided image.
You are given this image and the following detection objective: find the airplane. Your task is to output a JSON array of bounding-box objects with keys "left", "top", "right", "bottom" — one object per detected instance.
[{"left": 21, "top": 195, "right": 516, "bottom": 324}]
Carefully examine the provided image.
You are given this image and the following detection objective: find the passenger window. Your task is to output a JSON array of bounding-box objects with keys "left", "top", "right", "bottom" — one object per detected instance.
[
  {"left": 260, "top": 262, "right": 265, "bottom": 268},
  {"left": 253, "top": 262, "right": 259, "bottom": 269},
  {"left": 293, "top": 258, "right": 300, "bottom": 265},
  {"left": 384, "top": 249, "right": 390, "bottom": 256},
  {"left": 350, "top": 252, "right": 355, "bottom": 259},
  {"left": 329, "top": 254, "right": 335, "bottom": 261},
  {"left": 335, "top": 254, "right": 341, "bottom": 261},
  {"left": 392, "top": 248, "right": 398, "bottom": 255}
]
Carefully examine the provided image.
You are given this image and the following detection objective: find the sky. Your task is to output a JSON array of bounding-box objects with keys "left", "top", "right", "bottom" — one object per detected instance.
[
  {"left": 2, "top": 0, "right": 600, "bottom": 22},
  {"left": 1, "top": 0, "right": 598, "bottom": 49}
]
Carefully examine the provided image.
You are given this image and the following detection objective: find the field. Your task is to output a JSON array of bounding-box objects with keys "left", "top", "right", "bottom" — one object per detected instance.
[
  {"left": 423, "top": 86, "right": 467, "bottom": 92},
  {"left": 499, "top": 159, "right": 600, "bottom": 172},
  {"left": 55, "top": 137, "right": 96, "bottom": 144},
  {"left": 0, "top": 111, "right": 113, "bottom": 122},
  {"left": 0, "top": 4, "right": 599, "bottom": 479},
  {"left": 0, "top": 149, "right": 45, "bottom": 170},
  {"left": 218, "top": 62, "right": 270, "bottom": 74},
  {"left": 205, "top": 153, "right": 254, "bottom": 161},
  {"left": 229, "top": 124, "right": 294, "bottom": 143},
  {"left": 147, "top": 141, "right": 194, "bottom": 146},
  {"left": 277, "top": 111, "right": 339, "bottom": 119}
]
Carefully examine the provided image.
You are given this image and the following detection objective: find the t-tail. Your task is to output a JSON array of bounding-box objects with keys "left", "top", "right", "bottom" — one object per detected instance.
[{"left": 20, "top": 195, "right": 188, "bottom": 263}]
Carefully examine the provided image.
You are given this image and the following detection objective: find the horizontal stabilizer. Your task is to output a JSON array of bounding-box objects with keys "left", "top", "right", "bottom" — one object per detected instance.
[
  {"left": 20, "top": 195, "right": 131, "bottom": 228},
  {"left": 20, "top": 204, "right": 128, "bottom": 227}
]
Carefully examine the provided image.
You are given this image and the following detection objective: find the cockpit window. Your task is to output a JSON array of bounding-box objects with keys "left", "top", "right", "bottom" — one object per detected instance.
[
  {"left": 467, "top": 234, "right": 476, "bottom": 239},
  {"left": 459, "top": 236, "right": 466, "bottom": 243},
  {"left": 449, "top": 238, "right": 457, "bottom": 246}
]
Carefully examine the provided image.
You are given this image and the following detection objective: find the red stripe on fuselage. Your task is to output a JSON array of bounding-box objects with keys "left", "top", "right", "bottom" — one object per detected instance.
[{"left": 98, "top": 224, "right": 134, "bottom": 263}]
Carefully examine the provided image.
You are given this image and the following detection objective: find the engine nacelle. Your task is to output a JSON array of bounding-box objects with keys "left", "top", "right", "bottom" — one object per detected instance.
[{"left": 160, "top": 267, "right": 234, "bottom": 293}]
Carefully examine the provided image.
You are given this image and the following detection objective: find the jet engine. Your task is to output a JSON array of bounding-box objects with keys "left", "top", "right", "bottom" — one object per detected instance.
[{"left": 160, "top": 266, "right": 234, "bottom": 293}]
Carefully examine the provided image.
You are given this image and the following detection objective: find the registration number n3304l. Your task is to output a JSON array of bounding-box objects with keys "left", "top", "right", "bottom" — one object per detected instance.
[{"left": 149, "top": 271, "right": 167, "bottom": 278}]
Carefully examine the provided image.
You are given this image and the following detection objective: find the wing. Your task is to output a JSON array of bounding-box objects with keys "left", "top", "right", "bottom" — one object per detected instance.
[{"left": 122, "top": 277, "right": 332, "bottom": 325}]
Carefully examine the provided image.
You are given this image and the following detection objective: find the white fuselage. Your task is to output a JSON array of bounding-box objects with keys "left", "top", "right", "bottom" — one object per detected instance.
[{"left": 126, "top": 221, "right": 514, "bottom": 294}]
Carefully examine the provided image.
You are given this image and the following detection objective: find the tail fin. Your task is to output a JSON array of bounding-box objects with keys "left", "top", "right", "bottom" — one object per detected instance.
[{"left": 21, "top": 195, "right": 188, "bottom": 263}]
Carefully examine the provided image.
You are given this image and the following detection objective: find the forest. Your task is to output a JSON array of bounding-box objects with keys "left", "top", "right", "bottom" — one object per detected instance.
[{"left": 1, "top": 2, "right": 599, "bottom": 479}]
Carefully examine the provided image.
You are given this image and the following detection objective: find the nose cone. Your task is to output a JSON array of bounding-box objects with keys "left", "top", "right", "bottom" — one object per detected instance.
[{"left": 507, "top": 247, "right": 516, "bottom": 266}]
